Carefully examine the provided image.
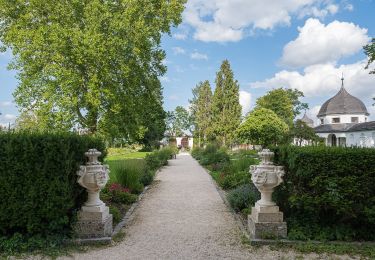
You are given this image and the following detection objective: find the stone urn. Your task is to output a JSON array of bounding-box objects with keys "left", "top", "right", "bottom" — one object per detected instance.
[
  {"left": 75, "top": 149, "right": 113, "bottom": 239},
  {"left": 248, "top": 149, "right": 287, "bottom": 239},
  {"left": 250, "top": 149, "right": 284, "bottom": 207},
  {"left": 77, "top": 149, "right": 109, "bottom": 207}
]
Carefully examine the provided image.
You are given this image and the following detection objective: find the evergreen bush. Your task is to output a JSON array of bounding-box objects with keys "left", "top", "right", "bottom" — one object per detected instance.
[
  {"left": 273, "top": 145, "right": 375, "bottom": 241},
  {"left": 0, "top": 132, "right": 106, "bottom": 239}
]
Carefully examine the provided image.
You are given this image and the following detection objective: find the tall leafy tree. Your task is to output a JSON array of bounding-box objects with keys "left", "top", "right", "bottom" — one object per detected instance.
[
  {"left": 0, "top": 0, "right": 185, "bottom": 137},
  {"left": 256, "top": 88, "right": 308, "bottom": 126},
  {"left": 364, "top": 38, "right": 375, "bottom": 74},
  {"left": 189, "top": 80, "right": 212, "bottom": 147},
  {"left": 165, "top": 106, "right": 192, "bottom": 137},
  {"left": 236, "top": 108, "right": 289, "bottom": 148},
  {"left": 210, "top": 60, "right": 242, "bottom": 146}
]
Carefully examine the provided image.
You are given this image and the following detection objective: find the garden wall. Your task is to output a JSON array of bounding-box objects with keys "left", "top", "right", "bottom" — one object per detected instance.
[
  {"left": 273, "top": 145, "right": 375, "bottom": 241},
  {"left": 0, "top": 132, "right": 106, "bottom": 239}
]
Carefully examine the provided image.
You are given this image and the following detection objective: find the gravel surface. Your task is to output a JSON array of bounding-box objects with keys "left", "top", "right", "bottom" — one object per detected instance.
[{"left": 62, "top": 154, "right": 356, "bottom": 260}]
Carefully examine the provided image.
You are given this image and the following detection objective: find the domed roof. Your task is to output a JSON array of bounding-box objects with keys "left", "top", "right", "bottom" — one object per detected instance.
[
  {"left": 317, "top": 86, "right": 369, "bottom": 117},
  {"left": 301, "top": 113, "right": 314, "bottom": 126}
]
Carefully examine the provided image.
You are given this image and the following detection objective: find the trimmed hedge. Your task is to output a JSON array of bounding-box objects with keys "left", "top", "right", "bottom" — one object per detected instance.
[
  {"left": 273, "top": 145, "right": 375, "bottom": 241},
  {"left": 0, "top": 132, "right": 106, "bottom": 239}
]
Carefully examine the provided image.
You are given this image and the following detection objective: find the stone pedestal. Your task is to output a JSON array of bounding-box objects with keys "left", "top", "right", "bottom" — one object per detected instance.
[
  {"left": 74, "top": 149, "right": 113, "bottom": 239},
  {"left": 248, "top": 202, "right": 287, "bottom": 239},
  {"left": 76, "top": 204, "right": 113, "bottom": 239}
]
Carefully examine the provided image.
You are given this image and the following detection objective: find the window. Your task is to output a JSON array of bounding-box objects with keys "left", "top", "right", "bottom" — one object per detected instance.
[
  {"left": 320, "top": 119, "right": 324, "bottom": 125},
  {"left": 332, "top": 117, "right": 340, "bottom": 123},
  {"left": 351, "top": 117, "right": 359, "bottom": 123}
]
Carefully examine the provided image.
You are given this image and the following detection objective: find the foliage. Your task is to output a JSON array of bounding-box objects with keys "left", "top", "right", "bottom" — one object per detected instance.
[
  {"left": 111, "top": 160, "right": 145, "bottom": 194},
  {"left": 210, "top": 60, "right": 242, "bottom": 146},
  {"left": 0, "top": 132, "right": 106, "bottom": 239},
  {"left": 290, "top": 120, "right": 321, "bottom": 146},
  {"left": 364, "top": 38, "right": 375, "bottom": 74},
  {"left": 0, "top": 0, "right": 184, "bottom": 137},
  {"left": 145, "top": 146, "right": 176, "bottom": 170},
  {"left": 109, "top": 206, "right": 121, "bottom": 224},
  {"left": 198, "top": 144, "right": 230, "bottom": 168},
  {"left": 237, "top": 108, "right": 289, "bottom": 148},
  {"left": 273, "top": 145, "right": 375, "bottom": 241},
  {"left": 189, "top": 80, "right": 213, "bottom": 146},
  {"left": 255, "top": 88, "right": 307, "bottom": 126},
  {"left": 227, "top": 184, "right": 260, "bottom": 212},
  {"left": 165, "top": 106, "right": 193, "bottom": 136}
]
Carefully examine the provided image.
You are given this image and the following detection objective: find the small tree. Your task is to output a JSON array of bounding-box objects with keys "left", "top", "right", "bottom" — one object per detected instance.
[
  {"left": 255, "top": 88, "right": 308, "bottom": 126},
  {"left": 290, "top": 120, "right": 320, "bottom": 146},
  {"left": 165, "top": 106, "right": 192, "bottom": 137},
  {"left": 236, "top": 108, "right": 289, "bottom": 148}
]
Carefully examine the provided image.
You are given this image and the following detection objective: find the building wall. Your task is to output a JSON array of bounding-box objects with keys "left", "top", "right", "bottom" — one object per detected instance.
[
  {"left": 318, "top": 114, "right": 368, "bottom": 125},
  {"left": 317, "top": 131, "right": 375, "bottom": 147}
]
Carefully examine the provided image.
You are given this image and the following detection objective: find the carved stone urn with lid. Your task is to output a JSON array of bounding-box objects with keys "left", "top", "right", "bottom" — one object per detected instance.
[
  {"left": 75, "top": 149, "right": 113, "bottom": 239},
  {"left": 248, "top": 149, "right": 287, "bottom": 239}
]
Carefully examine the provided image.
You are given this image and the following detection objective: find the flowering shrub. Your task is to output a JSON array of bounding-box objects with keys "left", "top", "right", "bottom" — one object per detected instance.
[{"left": 108, "top": 183, "right": 130, "bottom": 193}]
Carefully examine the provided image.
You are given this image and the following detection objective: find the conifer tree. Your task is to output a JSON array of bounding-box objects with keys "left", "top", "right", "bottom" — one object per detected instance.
[
  {"left": 210, "top": 60, "right": 242, "bottom": 146},
  {"left": 190, "top": 81, "right": 212, "bottom": 146}
]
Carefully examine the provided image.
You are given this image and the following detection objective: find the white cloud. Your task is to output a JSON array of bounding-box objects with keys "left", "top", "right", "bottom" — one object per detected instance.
[
  {"left": 280, "top": 19, "right": 370, "bottom": 67},
  {"left": 3, "top": 114, "right": 16, "bottom": 120},
  {"left": 168, "top": 95, "right": 180, "bottom": 101},
  {"left": 173, "top": 33, "right": 188, "bottom": 40},
  {"left": 0, "top": 101, "right": 12, "bottom": 107},
  {"left": 184, "top": 0, "right": 340, "bottom": 42},
  {"left": 239, "top": 90, "right": 252, "bottom": 115},
  {"left": 190, "top": 51, "right": 208, "bottom": 60},
  {"left": 344, "top": 3, "right": 353, "bottom": 11},
  {"left": 160, "top": 76, "right": 171, "bottom": 82},
  {"left": 251, "top": 60, "right": 375, "bottom": 101},
  {"left": 172, "top": 46, "right": 186, "bottom": 55}
]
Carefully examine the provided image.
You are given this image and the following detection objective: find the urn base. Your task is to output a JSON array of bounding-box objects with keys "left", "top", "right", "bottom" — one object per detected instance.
[
  {"left": 248, "top": 202, "right": 287, "bottom": 239},
  {"left": 75, "top": 205, "right": 113, "bottom": 239}
]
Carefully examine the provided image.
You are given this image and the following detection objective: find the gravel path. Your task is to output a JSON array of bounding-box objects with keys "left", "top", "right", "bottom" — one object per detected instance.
[{"left": 62, "top": 154, "right": 353, "bottom": 260}]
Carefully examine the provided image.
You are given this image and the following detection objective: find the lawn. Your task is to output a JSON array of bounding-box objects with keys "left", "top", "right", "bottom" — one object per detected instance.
[{"left": 105, "top": 147, "right": 150, "bottom": 161}]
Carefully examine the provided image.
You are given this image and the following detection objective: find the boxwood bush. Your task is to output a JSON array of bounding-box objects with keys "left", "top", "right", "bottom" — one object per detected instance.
[
  {"left": 0, "top": 132, "right": 106, "bottom": 240},
  {"left": 273, "top": 145, "right": 375, "bottom": 241}
]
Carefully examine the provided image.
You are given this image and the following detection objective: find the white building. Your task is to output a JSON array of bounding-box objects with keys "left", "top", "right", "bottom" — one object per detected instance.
[{"left": 314, "top": 79, "right": 375, "bottom": 147}]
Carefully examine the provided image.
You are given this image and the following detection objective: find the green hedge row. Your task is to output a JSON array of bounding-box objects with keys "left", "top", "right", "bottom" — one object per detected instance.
[
  {"left": 273, "top": 145, "right": 375, "bottom": 241},
  {"left": 0, "top": 132, "right": 106, "bottom": 239}
]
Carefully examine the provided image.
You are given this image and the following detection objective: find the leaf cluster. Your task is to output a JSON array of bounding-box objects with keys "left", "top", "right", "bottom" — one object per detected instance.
[
  {"left": 273, "top": 145, "right": 375, "bottom": 241},
  {"left": 0, "top": 132, "right": 106, "bottom": 240}
]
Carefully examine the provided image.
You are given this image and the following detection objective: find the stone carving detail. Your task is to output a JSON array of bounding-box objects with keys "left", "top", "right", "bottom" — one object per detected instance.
[
  {"left": 248, "top": 149, "right": 287, "bottom": 239},
  {"left": 75, "top": 149, "right": 113, "bottom": 239}
]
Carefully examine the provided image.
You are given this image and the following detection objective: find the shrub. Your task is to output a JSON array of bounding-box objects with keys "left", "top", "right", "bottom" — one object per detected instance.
[
  {"left": 0, "top": 132, "right": 106, "bottom": 242},
  {"left": 191, "top": 147, "right": 204, "bottom": 160},
  {"left": 112, "top": 159, "right": 145, "bottom": 194},
  {"left": 145, "top": 147, "right": 175, "bottom": 170},
  {"left": 273, "top": 145, "right": 375, "bottom": 241},
  {"left": 140, "top": 170, "right": 154, "bottom": 186},
  {"left": 109, "top": 206, "right": 121, "bottom": 223},
  {"left": 227, "top": 184, "right": 260, "bottom": 212}
]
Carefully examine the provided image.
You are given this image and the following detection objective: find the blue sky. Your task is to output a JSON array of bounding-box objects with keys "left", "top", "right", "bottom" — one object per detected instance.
[{"left": 1, "top": 0, "right": 375, "bottom": 127}]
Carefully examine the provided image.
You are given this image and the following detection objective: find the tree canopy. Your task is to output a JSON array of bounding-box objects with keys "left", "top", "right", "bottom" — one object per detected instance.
[
  {"left": 255, "top": 88, "right": 308, "bottom": 126},
  {"left": 189, "top": 80, "right": 212, "bottom": 146},
  {"left": 364, "top": 38, "right": 375, "bottom": 74},
  {"left": 210, "top": 60, "right": 242, "bottom": 146},
  {"left": 165, "top": 106, "right": 192, "bottom": 137},
  {"left": 290, "top": 119, "right": 321, "bottom": 146},
  {"left": 0, "top": 0, "right": 185, "bottom": 143},
  {"left": 236, "top": 108, "right": 289, "bottom": 148}
]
